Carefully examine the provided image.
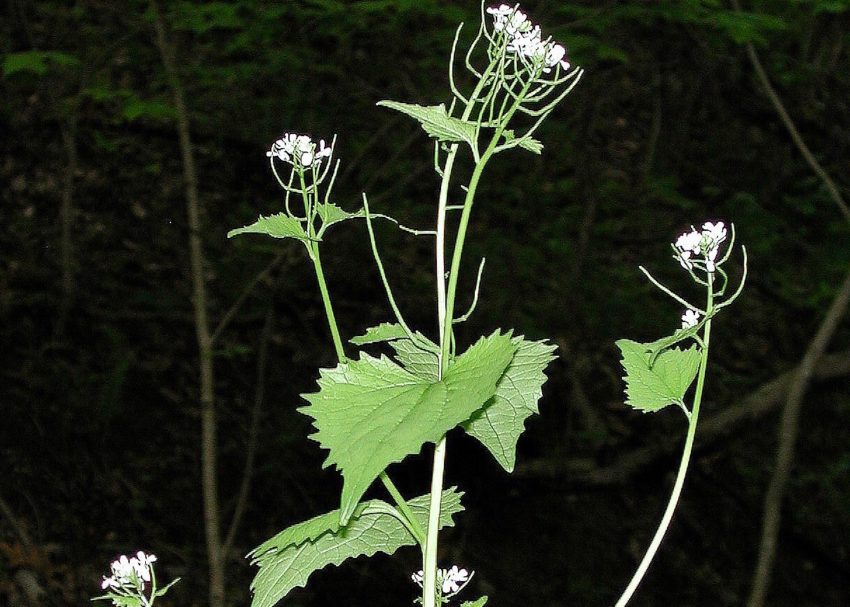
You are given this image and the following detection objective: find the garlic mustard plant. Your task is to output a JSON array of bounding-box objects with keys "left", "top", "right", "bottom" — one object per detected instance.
[
  {"left": 93, "top": 551, "right": 179, "bottom": 607},
  {"left": 228, "top": 3, "right": 744, "bottom": 607},
  {"left": 614, "top": 220, "right": 746, "bottom": 606}
]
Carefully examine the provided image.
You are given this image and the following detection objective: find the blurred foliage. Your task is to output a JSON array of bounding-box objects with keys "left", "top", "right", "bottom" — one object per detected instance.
[{"left": 1, "top": 0, "right": 849, "bottom": 606}]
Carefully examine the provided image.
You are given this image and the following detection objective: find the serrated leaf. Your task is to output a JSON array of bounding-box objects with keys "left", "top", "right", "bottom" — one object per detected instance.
[
  {"left": 317, "top": 202, "right": 362, "bottom": 230},
  {"left": 377, "top": 100, "right": 476, "bottom": 148},
  {"left": 350, "top": 322, "right": 409, "bottom": 346},
  {"left": 228, "top": 213, "right": 310, "bottom": 242},
  {"left": 502, "top": 130, "right": 543, "bottom": 154},
  {"left": 643, "top": 323, "right": 703, "bottom": 364},
  {"left": 616, "top": 339, "right": 702, "bottom": 412},
  {"left": 463, "top": 337, "right": 557, "bottom": 471},
  {"left": 301, "top": 331, "right": 516, "bottom": 523},
  {"left": 249, "top": 488, "right": 464, "bottom": 607},
  {"left": 461, "top": 598, "right": 489, "bottom": 607},
  {"left": 518, "top": 137, "right": 544, "bottom": 154}
]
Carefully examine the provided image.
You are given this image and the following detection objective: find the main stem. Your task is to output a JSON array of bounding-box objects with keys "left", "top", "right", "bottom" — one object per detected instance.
[
  {"left": 614, "top": 279, "right": 714, "bottom": 607},
  {"left": 424, "top": 68, "right": 531, "bottom": 607}
]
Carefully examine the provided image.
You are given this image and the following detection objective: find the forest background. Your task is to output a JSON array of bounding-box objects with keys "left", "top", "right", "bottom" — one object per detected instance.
[{"left": 1, "top": 1, "right": 849, "bottom": 606}]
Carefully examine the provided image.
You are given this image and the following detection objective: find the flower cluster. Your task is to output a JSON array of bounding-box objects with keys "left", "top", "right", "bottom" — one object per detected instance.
[
  {"left": 100, "top": 551, "right": 157, "bottom": 591},
  {"left": 267, "top": 133, "right": 332, "bottom": 169},
  {"left": 411, "top": 565, "right": 472, "bottom": 597},
  {"left": 674, "top": 221, "right": 728, "bottom": 273},
  {"left": 487, "top": 4, "right": 570, "bottom": 73}
]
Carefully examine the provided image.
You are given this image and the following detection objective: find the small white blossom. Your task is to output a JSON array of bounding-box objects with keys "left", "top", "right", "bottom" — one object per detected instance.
[
  {"left": 100, "top": 551, "right": 158, "bottom": 593},
  {"left": 267, "top": 133, "right": 332, "bottom": 169},
  {"left": 411, "top": 565, "right": 472, "bottom": 598},
  {"left": 681, "top": 309, "right": 700, "bottom": 329},
  {"left": 441, "top": 565, "right": 470, "bottom": 594},
  {"left": 700, "top": 221, "right": 727, "bottom": 272},
  {"left": 487, "top": 4, "right": 531, "bottom": 35},
  {"left": 488, "top": 4, "right": 570, "bottom": 72},
  {"left": 133, "top": 551, "right": 157, "bottom": 582},
  {"left": 673, "top": 221, "right": 728, "bottom": 273}
]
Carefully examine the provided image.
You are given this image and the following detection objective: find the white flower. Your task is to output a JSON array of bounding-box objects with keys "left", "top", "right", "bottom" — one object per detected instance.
[
  {"left": 111, "top": 555, "right": 135, "bottom": 582},
  {"left": 100, "top": 551, "right": 157, "bottom": 592},
  {"left": 487, "top": 4, "right": 531, "bottom": 35},
  {"left": 101, "top": 576, "right": 119, "bottom": 590},
  {"left": 441, "top": 565, "right": 470, "bottom": 594},
  {"left": 132, "top": 551, "right": 157, "bottom": 582},
  {"left": 488, "top": 4, "right": 570, "bottom": 73},
  {"left": 700, "top": 221, "right": 727, "bottom": 272},
  {"left": 681, "top": 309, "right": 700, "bottom": 329},
  {"left": 702, "top": 221, "right": 727, "bottom": 244},
  {"left": 673, "top": 221, "right": 728, "bottom": 273},
  {"left": 266, "top": 133, "right": 332, "bottom": 169},
  {"left": 410, "top": 565, "right": 472, "bottom": 596},
  {"left": 545, "top": 43, "right": 570, "bottom": 71}
]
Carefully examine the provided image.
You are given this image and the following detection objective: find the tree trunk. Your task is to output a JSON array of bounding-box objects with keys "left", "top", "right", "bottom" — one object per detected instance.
[{"left": 150, "top": 4, "right": 225, "bottom": 606}]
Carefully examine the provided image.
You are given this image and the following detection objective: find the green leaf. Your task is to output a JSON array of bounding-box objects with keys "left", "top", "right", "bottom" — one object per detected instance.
[
  {"left": 502, "top": 130, "right": 543, "bottom": 154},
  {"left": 2, "top": 51, "right": 79, "bottom": 77},
  {"left": 317, "top": 202, "right": 362, "bottom": 230},
  {"left": 249, "top": 488, "right": 464, "bottom": 607},
  {"left": 518, "top": 137, "right": 544, "bottom": 154},
  {"left": 616, "top": 339, "right": 702, "bottom": 412},
  {"left": 153, "top": 577, "right": 181, "bottom": 597},
  {"left": 93, "top": 596, "right": 141, "bottom": 607},
  {"left": 377, "top": 100, "right": 477, "bottom": 148},
  {"left": 301, "top": 331, "right": 516, "bottom": 523},
  {"left": 643, "top": 324, "right": 703, "bottom": 365},
  {"left": 350, "top": 322, "right": 409, "bottom": 345},
  {"left": 390, "top": 337, "right": 440, "bottom": 382},
  {"left": 228, "top": 213, "right": 310, "bottom": 243},
  {"left": 461, "top": 598, "right": 489, "bottom": 607},
  {"left": 463, "top": 337, "right": 557, "bottom": 471}
]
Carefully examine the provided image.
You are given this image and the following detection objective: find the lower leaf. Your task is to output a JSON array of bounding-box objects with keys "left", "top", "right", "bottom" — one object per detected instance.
[{"left": 248, "top": 488, "right": 464, "bottom": 607}]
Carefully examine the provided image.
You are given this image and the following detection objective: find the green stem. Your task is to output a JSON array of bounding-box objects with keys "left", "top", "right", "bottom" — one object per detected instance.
[
  {"left": 424, "top": 67, "right": 533, "bottom": 607},
  {"left": 306, "top": 199, "right": 426, "bottom": 543},
  {"left": 614, "top": 278, "right": 715, "bottom": 607},
  {"left": 309, "top": 243, "right": 346, "bottom": 363},
  {"left": 424, "top": 63, "right": 497, "bottom": 607},
  {"left": 310, "top": 241, "right": 425, "bottom": 539},
  {"left": 379, "top": 472, "right": 426, "bottom": 545}
]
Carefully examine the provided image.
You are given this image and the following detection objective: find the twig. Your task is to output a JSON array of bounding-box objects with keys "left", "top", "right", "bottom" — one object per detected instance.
[
  {"left": 210, "top": 252, "right": 287, "bottom": 344},
  {"left": 747, "top": 264, "right": 850, "bottom": 607},
  {"left": 731, "top": 0, "right": 850, "bottom": 227},
  {"left": 222, "top": 304, "right": 274, "bottom": 557}
]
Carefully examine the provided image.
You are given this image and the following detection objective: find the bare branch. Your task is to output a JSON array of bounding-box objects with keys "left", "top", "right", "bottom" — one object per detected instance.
[
  {"left": 747, "top": 264, "right": 850, "bottom": 607},
  {"left": 211, "top": 252, "right": 287, "bottom": 344},
  {"left": 731, "top": 0, "right": 850, "bottom": 227}
]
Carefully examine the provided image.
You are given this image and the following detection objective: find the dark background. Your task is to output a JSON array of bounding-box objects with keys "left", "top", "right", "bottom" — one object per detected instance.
[{"left": 2, "top": 1, "right": 849, "bottom": 606}]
